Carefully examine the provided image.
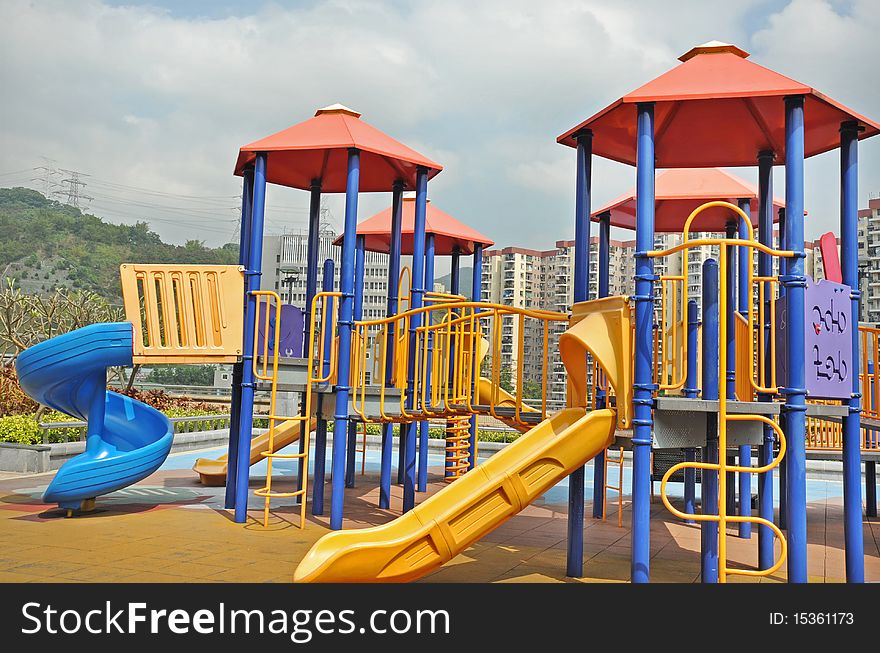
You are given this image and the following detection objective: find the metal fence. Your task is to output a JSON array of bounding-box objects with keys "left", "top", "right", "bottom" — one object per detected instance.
[{"left": 38, "top": 413, "right": 267, "bottom": 444}]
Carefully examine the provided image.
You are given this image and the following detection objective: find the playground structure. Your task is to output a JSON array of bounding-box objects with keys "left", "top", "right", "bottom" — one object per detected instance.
[{"left": 14, "top": 44, "right": 880, "bottom": 583}]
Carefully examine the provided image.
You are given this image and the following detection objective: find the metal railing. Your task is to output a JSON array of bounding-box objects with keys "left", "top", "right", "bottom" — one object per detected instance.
[
  {"left": 349, "top": 299, "right": 568, "bottom": 429},
  {"left": 653, "top": 201, "right": 792, "bottom": 582},
  {"left": 38, "top": 413, "right": 266, "bottom": 444}
]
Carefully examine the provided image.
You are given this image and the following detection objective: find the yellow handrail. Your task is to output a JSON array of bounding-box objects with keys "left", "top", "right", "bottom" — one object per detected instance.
[{"left": 652, "top": 201, "right": 790, "bottom": 581}]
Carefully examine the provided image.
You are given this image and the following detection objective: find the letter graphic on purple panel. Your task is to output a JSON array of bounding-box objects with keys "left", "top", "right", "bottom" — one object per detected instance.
[{"left": 776, "top": 277, "right": 852, "bottom": 400}]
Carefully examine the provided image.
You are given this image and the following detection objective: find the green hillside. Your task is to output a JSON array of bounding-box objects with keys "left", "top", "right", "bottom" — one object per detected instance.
[
  {"left": 435, "top": 267, "right": 474, "bottom": 299},
  {"left": 0, "top": 187, "right": 238, "bottom": 300}
]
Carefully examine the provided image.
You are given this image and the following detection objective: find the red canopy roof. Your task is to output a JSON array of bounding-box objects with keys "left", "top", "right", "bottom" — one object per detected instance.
[
  {"left": 593, "top": 168, "right": 788, "bottom": 232},
  {"left": 333, "top": 196, "right": 494, "bottom": 255},
  {"left": 558, "top": 42, "right": 880, "bottom": 168},
  {"left": 234, "top": 104, "right": 442, "bottom": 192}
]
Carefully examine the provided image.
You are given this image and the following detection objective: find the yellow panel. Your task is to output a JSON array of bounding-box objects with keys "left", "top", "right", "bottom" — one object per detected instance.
[
  {"left": 120, "top": 264, "right": 245, "bottom": 364},
  {"left": 734, "top": 313, "right": 753, "bottom": 402},
  {"left": 559, "top": 296, "right": 633, "bottom": 428}
]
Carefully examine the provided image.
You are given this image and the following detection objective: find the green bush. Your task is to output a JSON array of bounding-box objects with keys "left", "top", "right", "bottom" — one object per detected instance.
[
  {"left": 0, "top": 414, "right": 41, "bottom": 444},
  {"left": 40, "top": 410, "right": 85, "bottom": 443}
]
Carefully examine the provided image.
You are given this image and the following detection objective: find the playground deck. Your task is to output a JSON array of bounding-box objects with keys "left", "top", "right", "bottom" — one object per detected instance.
[{"left": 0, "top": 448, "right": 876, "bottom": 583}]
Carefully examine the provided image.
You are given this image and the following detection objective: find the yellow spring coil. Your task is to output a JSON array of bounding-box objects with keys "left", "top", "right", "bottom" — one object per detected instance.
[{"left": 444, "top": 414, "right": 473, "bottom": 480}]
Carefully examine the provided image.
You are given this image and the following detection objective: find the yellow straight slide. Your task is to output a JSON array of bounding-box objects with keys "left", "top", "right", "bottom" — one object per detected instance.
[
  {"left": 294, "top": 407, "right": 616, "bottom": 583},
  {"left": 476, "top": 376, "right": 539, "bottom": 433},
  {"left": 193, "top": 418, "right": 316, "bottom": 486}
]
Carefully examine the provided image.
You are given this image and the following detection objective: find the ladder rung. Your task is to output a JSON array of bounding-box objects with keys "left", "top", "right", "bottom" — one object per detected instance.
[
  {"left": 255, "top": 487, "right": 306, "bottom": 499},
  {"left": 262, "top": 451, "right": 307, "bottom": 460}
]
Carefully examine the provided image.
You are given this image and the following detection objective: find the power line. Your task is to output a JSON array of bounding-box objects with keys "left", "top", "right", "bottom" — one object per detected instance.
[{"left": 54, "top": 168, "right": 93, "bottom": 210}]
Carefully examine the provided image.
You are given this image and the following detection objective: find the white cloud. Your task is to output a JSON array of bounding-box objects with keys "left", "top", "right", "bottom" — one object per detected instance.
[{"left": 0, "top": 0, "right": 877, "bottom": 249}]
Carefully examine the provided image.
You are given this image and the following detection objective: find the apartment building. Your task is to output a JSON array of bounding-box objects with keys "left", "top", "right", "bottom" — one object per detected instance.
[
  {"left": 482, "top": 237, "right": 637, "bottom": 406},
  {"left": 260, "top": 231, "right": 391, "bottom": 320},
  {"left": 858, "top": 198, "right": 880, "bottom": 324}
]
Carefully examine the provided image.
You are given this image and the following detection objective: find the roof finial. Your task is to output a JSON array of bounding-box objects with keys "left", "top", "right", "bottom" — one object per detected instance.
[
  {"left": 679, "top": 41, "right": 749, "bottom": 62},
  {"left": 315, "top": 103, "right": 362, "bottom": 118}
]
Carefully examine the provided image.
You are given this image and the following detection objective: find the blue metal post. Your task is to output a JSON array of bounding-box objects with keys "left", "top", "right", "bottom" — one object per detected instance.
[
  {"left": 381, "top": 181, "right": 403, "bottom": 507},
  {"left": 783, "top": 95, "right": 808, "bottom": 583},
  {"left": 345, "top": 234, "right": 366, "bottom": 489},
  {"left": 701, "top": 259, "right": 720, "bottom": 583},
  {"left": 757, "top": 150, "right": 776, "bottom": 569},
  {"left": 225, "top": 168, "right": 253, "bottom": 509},
  {"left": 866, "top": 462, "right": 877, "bottom": 518},
  {"left": 840, "top": 120, "right": 865, "bottom": 582},
  {"left": 445, "top": 246, "right": 461, "bottom": 478},
  {"left": 632, "top": 106, "right": 655, "bottom": 584},
  {"left": 567, "top": 129, "right": 592, "bottom": 578},
  {"left": 403, "top": 167, "right": 429, "bottom": 512},
  {"left": 684, "top": 299, "right": 699, "bottom": 524},
  {"left": 312, "top": 258, "right": 335, "bottom": 516},
  {"left": 233, "top": 153, "right": 268, "bottom": 523},
  {"left": 467, "top": 243, "right": 483, "bottom": 471},
  {"left": 725, "top": 221, "right": 737, "bottom": 518},
  {"left": 418, "top": 233, "right": 436, "bottom": 492},
  {"left": 736, "top": 199, "right": 752, "bottom": 539},
  {"left": 327, "top": 149, "right": 361, "bottom": 530},
  {"left": 592, "top": 211, "right": 610, "bottom": 519},
  {"left": 777, "top": 207, "right": 788, "bottom": 530},
  {"left": 296, "top": 179, "right": 323, "bottom": 503}
]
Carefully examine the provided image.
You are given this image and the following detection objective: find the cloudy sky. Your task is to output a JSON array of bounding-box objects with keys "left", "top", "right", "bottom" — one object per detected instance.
[{"left": 1, "top": 0, "right": 878, "bottom": 271}]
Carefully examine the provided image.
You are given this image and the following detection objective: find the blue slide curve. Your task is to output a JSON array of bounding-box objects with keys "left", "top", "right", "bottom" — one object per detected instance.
[{"left": 16, "top": 322, "right": 173, "bottom": 511}]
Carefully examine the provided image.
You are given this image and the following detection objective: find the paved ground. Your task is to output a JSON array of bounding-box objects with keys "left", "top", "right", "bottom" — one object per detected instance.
[{"left": 0, "top": 444, "right": 877, "bottom": 583}]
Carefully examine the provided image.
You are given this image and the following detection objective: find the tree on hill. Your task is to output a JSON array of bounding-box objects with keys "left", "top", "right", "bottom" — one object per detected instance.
[{"left": 0, "top": 187, "right": 238, "bottom": 300}]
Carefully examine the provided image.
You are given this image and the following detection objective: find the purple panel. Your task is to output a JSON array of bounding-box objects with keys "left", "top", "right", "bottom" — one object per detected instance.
[
  {"left": 776, "top": 277, "right": 851, "bottom": 400},
  {"left": 257, "top": 304, "right": 305, "bottom": 359}
]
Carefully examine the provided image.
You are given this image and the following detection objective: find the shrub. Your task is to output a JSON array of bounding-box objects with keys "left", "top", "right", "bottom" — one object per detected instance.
[
  {"left": 0, "top": 414, "right": 41, "bottom": 445},
  {"left": 0, "top": 366, "right": 39, "bottom": 416},
  {"left": 39, "top": 410, "right": 85, "bottom": 443}
]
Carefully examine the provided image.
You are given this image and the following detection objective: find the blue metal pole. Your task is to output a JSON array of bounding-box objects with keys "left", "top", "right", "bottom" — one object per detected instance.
[
  {"left": 783, "top": 95, "right": 808, "bottom": 583},
  {"left": 403, "top": 167, "right": 429, "bottom": 512},
  {"left": 345, "top": 234, "right": 366, "bottom": 490},
  {"left": 296, "top": 179, "right": 323, "bottom": 503},
  {"left": 233, "top": 153, "right": 268, "bottom": 523},
  {"left": 450, "top": 247, "right": 461, "bottom": 295},
  {"left": 840, "top": 120, "right": 865, "bottom": 582},
  {"left": 225, "top": 168, "right": 253, "bottom": 509},
  {"left": 567, "top": 129, "right": 592, "bottom": 578},
  {"left": 591, "top": 211, "right": 611, "bottom": 519},
  {"left": 736, "top": 199, "right": 752, "bottom": 540},
  {"left": 866, "top": 462, "right": 877, "bottom": 518},
  {"left": 684, "top": 299, "right": 699, "bottom": 524},
  {"left": 445, "top": 246, "right": 461, "bottom": 478},
  {"left": 467, "top": 243, "right": 483, "bottom": 471},
  {"left": 631, "top": 106, "right": 655, "bottom": 584},
  {"left": 757, "top": 150, "right": 776, "bottom": 569},
  {"left": 381, "top": 181, "right": 403, "bottom": 507},
  {"left": 701, "top": 258, "right": 720, "bottom": 583},
  {"left": 312, "top": 258, "right": 335, "bottom": 516},
  {"left": 418, "top": 233, "right": 436, "bottom": 492},
  {"left": 777, "top": 207, "right": 788, "bottom": 531},
  {"left": 327, "top": 149, "right": 361, "bottom": 530},
  {"left": 725, "top": 221, "right": 737, "bottom": 519}
]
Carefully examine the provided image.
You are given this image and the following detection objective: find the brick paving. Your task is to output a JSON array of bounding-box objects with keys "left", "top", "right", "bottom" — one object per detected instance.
[{"left": 0, "top": 464, "right": 876, "bottom": 583}]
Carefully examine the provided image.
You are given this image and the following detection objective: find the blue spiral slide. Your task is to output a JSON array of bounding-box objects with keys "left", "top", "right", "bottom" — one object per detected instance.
[{"left": 16, "top": 322, "right": 173, "bottom": 512}]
